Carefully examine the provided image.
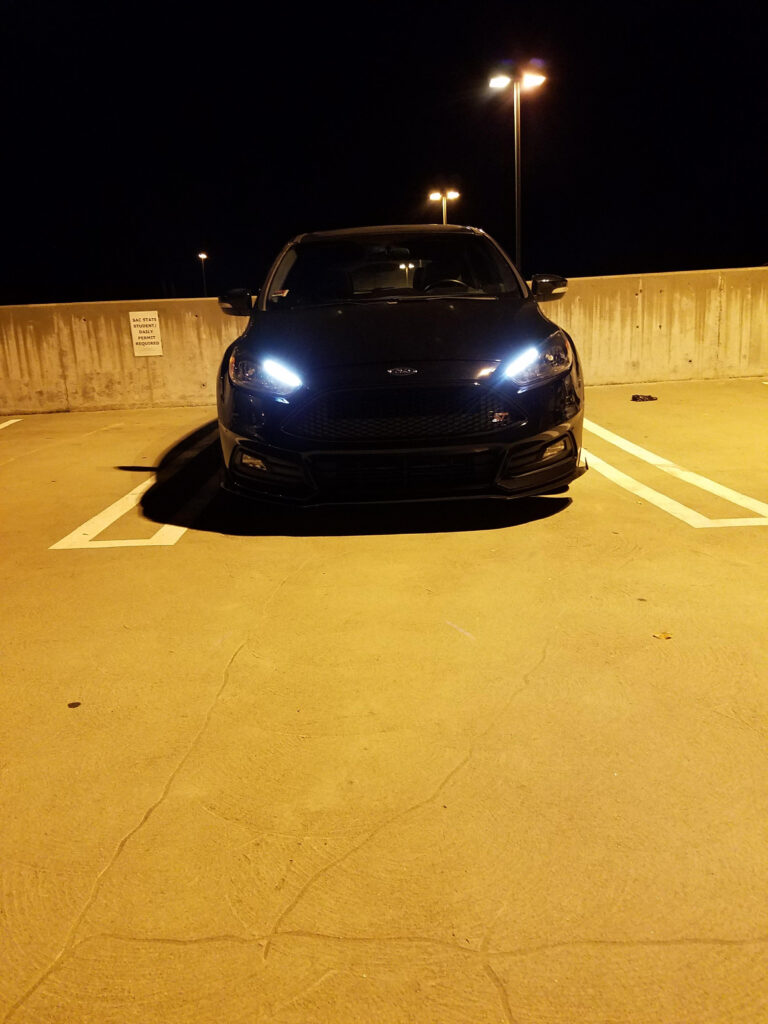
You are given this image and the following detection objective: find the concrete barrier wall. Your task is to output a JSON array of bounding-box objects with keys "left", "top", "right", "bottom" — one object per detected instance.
[
  {"left": 1, "top": 267, "right": 766, "bottom": 414},
  {"left": 0, "top": 298, "right": 242, "bottom": 414},
  {"left": 547, "top": 267, "right": 768, "bottom": 384}
]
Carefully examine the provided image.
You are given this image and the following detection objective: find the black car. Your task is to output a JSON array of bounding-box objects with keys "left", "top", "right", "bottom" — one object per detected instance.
[{"left": 216, "top": 224, "right": 586, "bottom": 504}]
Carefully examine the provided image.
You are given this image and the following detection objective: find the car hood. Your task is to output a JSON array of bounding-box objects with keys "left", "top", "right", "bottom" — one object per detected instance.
[{"left": 237, "top": 298, "right": 560, "bottom": 381}]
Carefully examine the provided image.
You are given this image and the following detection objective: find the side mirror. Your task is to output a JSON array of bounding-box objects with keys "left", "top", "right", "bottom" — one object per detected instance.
[
  {"left": 531, "top": 274, "right": 567, "bottom": 301},
  {"left": 218, "top": 288, "right": 256, "bottom": 316}
]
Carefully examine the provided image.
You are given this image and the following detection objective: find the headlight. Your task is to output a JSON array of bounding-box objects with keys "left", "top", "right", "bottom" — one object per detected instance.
[
  {"left": 228, "top": 353, "right": 303, "bottom": 395},
  {"left": 503, "top": 330, "right": 572, "bottom": 389}
]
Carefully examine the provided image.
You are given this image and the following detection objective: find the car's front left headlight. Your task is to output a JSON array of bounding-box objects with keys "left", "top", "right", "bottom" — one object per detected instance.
[
  {"left": 503, "top": 330, "right": 573, "bottom": 389},
  {"left": 228, "top": 353, "right": 303, "bottom": 395}
]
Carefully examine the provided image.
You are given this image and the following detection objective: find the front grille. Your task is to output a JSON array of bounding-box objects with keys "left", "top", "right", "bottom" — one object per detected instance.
[
  {"left": 282, "top": 386, "right": 524, "bottom": 442},
  {"left": 308, "top": 448, "right": 503, "bottom": 499}
]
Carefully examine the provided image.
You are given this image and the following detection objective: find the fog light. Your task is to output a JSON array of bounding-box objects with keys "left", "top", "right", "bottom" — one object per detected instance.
[
  {"left": 541, "top": 438, "right": 568, "bottom": 461},
  {"left": 240, "top": 453, "right": 268, "bottom": 472}
]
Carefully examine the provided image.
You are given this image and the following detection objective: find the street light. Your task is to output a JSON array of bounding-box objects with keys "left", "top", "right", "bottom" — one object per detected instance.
[
  {"left": 489, "top": 64, "right": 546, "bottom": 269},
  {"left": 198, "top": 252, "right": 208, "bottom": 297},
  {"left": 428, "top": 189, "right": 460, "bottom": 224}
]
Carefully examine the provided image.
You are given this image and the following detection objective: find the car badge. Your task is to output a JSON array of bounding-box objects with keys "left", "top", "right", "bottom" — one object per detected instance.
[{"left": 387, "top": 367, "right": 418, "bottom": 376}]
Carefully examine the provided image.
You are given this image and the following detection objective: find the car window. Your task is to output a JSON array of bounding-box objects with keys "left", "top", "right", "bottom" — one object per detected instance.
[{"left": 265, "top": 234, "right": 523, "bottom": 308}]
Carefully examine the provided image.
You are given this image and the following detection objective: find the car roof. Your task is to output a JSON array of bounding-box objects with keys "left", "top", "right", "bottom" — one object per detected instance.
[{"left": 293, "top": 224, "right": 488, "bottom": 244}]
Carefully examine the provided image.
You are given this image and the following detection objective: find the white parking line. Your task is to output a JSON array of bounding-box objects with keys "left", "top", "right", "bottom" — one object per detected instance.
[
  {"left": 582, "top": 450, "right": 767, "bottom": 528},
  {"left": 584, "top": 419, "right": 768, "bottom": 517},
  {"left": 0, "top": 418, "right": 22, "bottom": 430},
  {"left": 583, "top": 420, "right": 768, "bottom": 528},
  {"left": 50, "top": 479, "right": 188, "bottom": 549}
]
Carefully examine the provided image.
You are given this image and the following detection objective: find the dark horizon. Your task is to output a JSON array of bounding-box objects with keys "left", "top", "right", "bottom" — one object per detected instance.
[{"left": 3, "top": 0, "right": 766, "bottom": 306}]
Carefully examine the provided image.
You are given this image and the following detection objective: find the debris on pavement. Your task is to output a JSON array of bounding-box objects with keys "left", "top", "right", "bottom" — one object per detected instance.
[
  {"left": 652, "top": 632, "right": 673, "bottom": 640},
  {"left": 632, "top": 394, "right": 658, "bottom": 401}
]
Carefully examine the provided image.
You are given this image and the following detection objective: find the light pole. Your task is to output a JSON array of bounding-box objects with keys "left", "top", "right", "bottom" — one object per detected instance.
[
  {"left": 489, "top": 67, "right": 546, "bottom": 269},
  {"left": 428, "top": 189, "right": 460, "bottom": 224},
  {"left": 198, "top": 252, "right": 208, "bottom": 296}
]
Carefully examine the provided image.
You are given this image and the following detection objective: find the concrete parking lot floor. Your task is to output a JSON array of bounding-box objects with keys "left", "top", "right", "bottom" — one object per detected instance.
[{"left": 1, "top": 379, "right": 766, "bottom": 1023}]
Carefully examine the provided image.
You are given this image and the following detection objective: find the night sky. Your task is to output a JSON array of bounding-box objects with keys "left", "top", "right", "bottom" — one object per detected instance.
[{"left": 3, "top": 0, "right": 766, "bottom": 305}]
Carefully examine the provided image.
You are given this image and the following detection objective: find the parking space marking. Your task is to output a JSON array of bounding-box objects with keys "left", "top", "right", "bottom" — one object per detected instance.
[
  {"left": 584, "top": 418, "right": 768, "bottom": 518},
  {"left": 50, "top": 479, "right": 187, "bottom": 549},
  {"left": 581, "top": 450, "right": 767, "bottom": 528},
  {"left": 582, "top": 419, "right": 768, "bottom": 528},
  {"left": 0, "top": 418, "right": 22, "bottom": 430}
]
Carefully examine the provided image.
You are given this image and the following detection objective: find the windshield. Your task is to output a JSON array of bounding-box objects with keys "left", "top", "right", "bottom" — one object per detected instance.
[{"left": 265, "top": 233, "right": 524, "bottom": 309}]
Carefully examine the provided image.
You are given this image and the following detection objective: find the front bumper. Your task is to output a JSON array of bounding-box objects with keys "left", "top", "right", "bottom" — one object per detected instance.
[{"left": 218, "top": 422, "right": 586, "bottom": 505}]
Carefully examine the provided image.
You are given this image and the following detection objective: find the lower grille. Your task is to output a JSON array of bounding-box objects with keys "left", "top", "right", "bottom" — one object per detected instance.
[
  {"left": 282, "top": 386, "right": 524, "bottom": 442},
  {"left": 231, "top": 448, "right": 310, "bottom": 496},
  {"left": 308, "top": 448, "right": 503, "bottom": 499}
]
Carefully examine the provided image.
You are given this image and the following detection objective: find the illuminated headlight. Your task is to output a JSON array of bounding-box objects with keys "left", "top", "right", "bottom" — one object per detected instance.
[
  {"left": 228, "top": 353, "right": 303, "bottom": 395},
  {"left": 503, "top": 331, "right": 572, "bottom": 389}
]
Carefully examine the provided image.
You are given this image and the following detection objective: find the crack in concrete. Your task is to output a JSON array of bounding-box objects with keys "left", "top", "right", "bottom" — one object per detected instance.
[
  {"left": 488, "top": 934, "right": 768, "bottom": 957},
  {"left": 71, "top": 932, "right": 265, "bottom": 950},
  {"left": 14, "top": 925, "right": 765, "bottom": 1023},
  {"left": 261, "top": 556, "right": 313, "bottom": 616},
  {"left": 56, "top": 927, "right": 768, "bottom": 1024},
  {"left": 53, "top": 927, "right": 768, "bottom": 1024},
  {"left": 262, "top": 642, "right": 552, "bottom": 961},
  {"left": 69, "top": 928, "right": 472, "bottom": 955},
  {"left": 13, "top": 624, "right": 760, "bottom": 1018},
  {"left": 261, "top": 753, "right": 472, "bottom": 960},
  {"left": 69, "top": 927, "right": 768, "bottom": 956},
  {"left": 484, "top": 961, "right": 518, "bottom": 1024},
  {"left": 1, "top": 639, "right": 248, "bottom": 1024},
  {"left": 476, "top": 641, "right": 550, "bottom": 745},
  {"left": 1, "top": 559, "right": 319, "bottom": 1022},
  {"left": 61, "top": 923, "right": 768, "bottom": 1024}
]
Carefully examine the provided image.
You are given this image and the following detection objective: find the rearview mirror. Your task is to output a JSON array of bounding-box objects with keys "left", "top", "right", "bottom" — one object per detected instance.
[
  {"left": 531, "top": 274, "right": 567, "bottom": 301},
  {"left": 218, "top": 288, "right": 256, "bottom": 316}
]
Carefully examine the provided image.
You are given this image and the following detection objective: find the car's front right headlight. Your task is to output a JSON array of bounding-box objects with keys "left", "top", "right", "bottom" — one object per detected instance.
[
  {"left": 502, "top": 330, "right": 573, "bottom": 390},
  {"left": 228, "top": 353, "right": 303, "bottom": 396}
]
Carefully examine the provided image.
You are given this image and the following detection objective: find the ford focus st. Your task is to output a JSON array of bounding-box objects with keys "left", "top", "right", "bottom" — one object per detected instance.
[{"left": 216, "top": 224, "right": 586, "bottom": 505}]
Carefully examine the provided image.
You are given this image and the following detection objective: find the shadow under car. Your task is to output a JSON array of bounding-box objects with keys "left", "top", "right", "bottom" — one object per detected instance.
[{"left": 135, "top": 422, "right": 573, "bottom": 538}]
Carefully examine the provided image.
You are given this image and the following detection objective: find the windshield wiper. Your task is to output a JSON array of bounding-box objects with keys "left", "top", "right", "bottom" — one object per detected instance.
[
  {"left": 283, "top": 294, "right": 500, "bottom": 310},
  {"left": 348, "top": 293, "right": 499, "bottom": 304}
]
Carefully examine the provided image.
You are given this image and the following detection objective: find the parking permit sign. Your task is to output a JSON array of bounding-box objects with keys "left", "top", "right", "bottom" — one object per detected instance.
[{"left": 129, "top": 311, "right": 163, "bottom": 356}]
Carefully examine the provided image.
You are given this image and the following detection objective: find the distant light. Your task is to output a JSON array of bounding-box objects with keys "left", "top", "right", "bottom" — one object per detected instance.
[
  {"left": 198, "top": 252, "right": 208, "bottom": 260},
  {"left": 446, "top": 190, "right": 460, "bottom": 200},
  {"left": 521, "top": 71, "right": 546, "bottom": 90},
  {"left": 429, "top": 192, "right": 442, "bottom": 201},
  {"left": 489, "top": 74, "right": 512, "bottom": 89}
]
